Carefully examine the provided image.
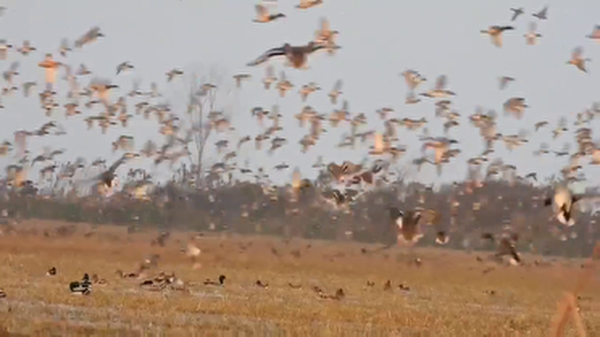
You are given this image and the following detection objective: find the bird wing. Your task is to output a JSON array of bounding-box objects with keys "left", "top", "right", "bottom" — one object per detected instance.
[
  {"left": 404, "top": 71, "right": 418, "bottom": 90},
  {"left": 573, "top": 47, "right": 583, "bottom": 60},
  {"left": 247, "top": 46, "right": 286, "bottom": 66},
  {"left": 255, "top": 4, "right": 267, "bottom": 18},
  {"left": 308, "top": 43, "right": 326, "bottom": 53},
  {"left": 539, "top": 6, "right": 548, "bottom": 17},
  {"left": 511, "top": 10, "right": 520, "bottom": 21},
  {"left": 435, "top": 75, "right": 447, "bottom": 90},
  {"left": 9, "top": 61, "right": 19, "bottom": 72},
  {"left": 320, "top": 17, "right": 330, "bottom": 33},
  {"left": 108, "top": 156, "right": 126, "bottom": 174},
  {"left": 333, "top": 79, "right": 342, "bottom": 91},
  {"left": 60, "top": 38, "right": 69, "bottom": 49},
  {"left": 492, "top": 34, "right": 503, "bottom": 48},
  {"left": 529, "top": 21, "right": 537, "bottom": 33},
  {"left": 374, "top": 132, "right": 384, "bottom": 152},
  {"left": 266, "top": 64, "right": 274, "bottom": 77},
  {"left": 292, "top": 168, "right": 301, "bottom": 189}
]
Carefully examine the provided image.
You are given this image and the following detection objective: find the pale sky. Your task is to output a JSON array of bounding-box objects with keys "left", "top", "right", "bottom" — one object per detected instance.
[{"left": 1, "top": 0, "right": 600, "bottom": 187}]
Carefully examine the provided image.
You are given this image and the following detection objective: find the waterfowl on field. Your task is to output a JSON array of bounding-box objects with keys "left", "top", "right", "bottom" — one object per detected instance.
[
  {"left": 497, "top": 235, "right": 522, "bottom": 266},
  {"left": 256, "top": 280, "right": 269, "bottom": 289},
  {"left": 204, "top": 274, "right": 226, "bottom": 286},
  {"left": 69, "top": 273, "right": 91, "bottom": 295},
  {"left": 319, "top": 288, "right": 344, "bottom": 300},
  {"left": 115, "top": 269, "right": 138, "bottom": 279},
  {"left": 46, "top": 267, "right": 56, "bottom": 276},
  {"left": 288, "top": 282, "right": 302, "bottom": 289},
  {"left": 91, "top": 274, "right": 108, "bottom": 285}
]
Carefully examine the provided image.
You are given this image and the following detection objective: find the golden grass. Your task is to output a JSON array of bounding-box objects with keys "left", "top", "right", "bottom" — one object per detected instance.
[{"left": 0, "top": 220, "right": 598, "bottom": 336}]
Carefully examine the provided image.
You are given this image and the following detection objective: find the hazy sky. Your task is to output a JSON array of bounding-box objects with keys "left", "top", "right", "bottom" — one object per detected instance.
[{"left": 1, "top": 0, "right": 600, "bottom": 187}]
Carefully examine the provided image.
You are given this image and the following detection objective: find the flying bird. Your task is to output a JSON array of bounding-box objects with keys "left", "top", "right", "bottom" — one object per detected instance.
[
  {"left": 75, "top": 26, "right": 104, "bottom": 48},
  {"left": 510, "top": 8, "right": 524, "bottom": 21},
  {"left": 532, "top": 6, "right": 548, "bottom": 20},
  {"left": 543, "top": 185, "right": 583, "bottom": 226},
  {"left": 253, "top": 4, "right": 286, "bottom": 23},
  {"left": 247, "top": 42, "right": 330, "bottom": 69},
  {"left": 481, "top": 26, "right": 514, "bottom": 48},
  {"left": 567, "top": 47, "right": 591, "bottom": 73},
  {"left": 524, "top": 22, "right": 542, "bottom": 45}
]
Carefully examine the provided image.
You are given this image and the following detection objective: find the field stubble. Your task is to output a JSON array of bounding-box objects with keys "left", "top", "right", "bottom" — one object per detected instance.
[{"left": 0, "top": 220, "right": 597, "bottom": 336}]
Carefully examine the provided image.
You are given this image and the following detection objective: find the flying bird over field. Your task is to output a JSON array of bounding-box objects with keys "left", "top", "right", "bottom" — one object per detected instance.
[
  {"left": 389, "top": 207, "right": 423, "bottom": 245},
  {"left": 544, "top": 185, "right": 582, "bottom": 226}
]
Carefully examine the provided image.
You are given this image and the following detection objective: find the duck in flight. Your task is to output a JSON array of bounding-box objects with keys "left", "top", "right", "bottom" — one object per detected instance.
[
  {"left": 253, "top": 4, "right": 286, "bottom": 23},
  {"left": 543, "top": 185, "right": 583, "bottom": 226},
  {"left": 247, "top": 42, "right": 334, "bottom": 69},
  {"left": 481, "top": 26, "right": 515, "bottom": 48}
]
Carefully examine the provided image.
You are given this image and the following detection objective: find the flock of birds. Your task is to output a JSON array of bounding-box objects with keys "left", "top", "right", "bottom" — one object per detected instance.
[{"left": 0, "top": 1, "right": 599, "bottom": 297}]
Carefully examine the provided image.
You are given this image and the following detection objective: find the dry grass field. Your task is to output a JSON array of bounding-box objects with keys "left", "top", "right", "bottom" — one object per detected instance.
[{"left": 0, "top": 220, "right": 598, "bottom": 336}]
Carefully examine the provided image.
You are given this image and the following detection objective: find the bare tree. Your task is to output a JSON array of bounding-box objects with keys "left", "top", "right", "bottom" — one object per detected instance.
[{"left": 185, "top": 65, "right": 235, "bottom": 188}]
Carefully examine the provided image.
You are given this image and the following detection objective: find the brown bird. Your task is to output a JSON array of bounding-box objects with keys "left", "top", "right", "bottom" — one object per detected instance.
[
  {"left": 481, "top": 26, "right": 515, "bottom": 48},
  {"left": 247, "top": 42, "right": 331, "bottom": 69}
]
